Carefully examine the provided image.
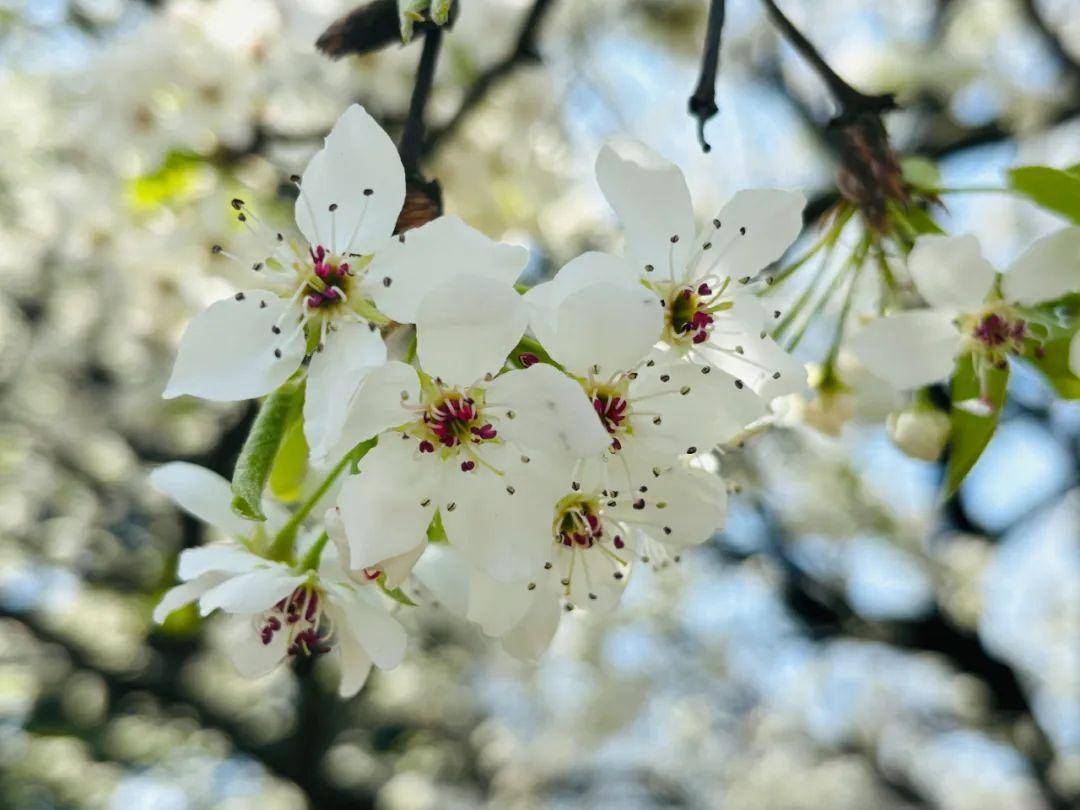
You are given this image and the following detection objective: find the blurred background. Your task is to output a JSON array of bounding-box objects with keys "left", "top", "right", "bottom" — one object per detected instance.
[{"left": 0, "top": 0, "right": 1078, "bottom": 808}]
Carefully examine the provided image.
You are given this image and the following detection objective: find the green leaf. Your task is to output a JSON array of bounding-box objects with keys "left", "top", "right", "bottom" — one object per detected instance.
[
  {"left": 902, "top": 204, "right": 945, "bottom": 235},
  {"left": 378, "top": 576, "right": 418, "bottom": 607},
  {"left": 901, "top": 157, "right": 940, "bottom": 190},
  {"left": 943, "top": 355, "right": 1009, "bottom": 497},
  {"left": 1025, "top": 334, "right": 1080, "bottom": 399},
  {"left": 1006, "top": 166, "right": 1080, "bottom": 224},
  {"left": 269, "top": 414, "right": 309, "bottom": 503},
  {"left": 232, "top": 383, "right": 303, "bottom": 520},
  {"left": 125, "top": 151, "right": 206, "bottom": 211},
  {"left": 426, "top": 511, "right": 448, "bottom": 544}
]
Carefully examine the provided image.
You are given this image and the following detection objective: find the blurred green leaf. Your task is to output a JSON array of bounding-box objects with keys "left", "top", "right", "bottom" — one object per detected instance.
[
  {"left": 232, "top": 383, "right": 303, "bottom": 520},
  {"left": 944, "top": 354, "right": 1009, "bottom": 497},
  {"left": 269, "top": 412, "right": 309, "bottom": 503},
  {"left": 1006, "top": 166, "right": 1080, "bottom": 224},
  {"left": 125, "top": 150, "right": 205, "bottom": 211},
  {"left": 1025, "top": 335, "right": 1080, "bottom": 399},
  {"left": 903, "top": 204, "right": 945, "bottom": 235}
]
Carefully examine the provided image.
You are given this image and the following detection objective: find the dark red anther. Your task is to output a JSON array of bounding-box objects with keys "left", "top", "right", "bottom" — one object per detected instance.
[
  {"left": 613, "top": 536, "right": 625, "bottom": 549},
  {"left": 698, "top": 283, "right": 712, "bottom": 296},
  {"left": 461, "top": 460, "right": 475, "bottom": 472},
  {"left": 304, "top": 591, "right": 319, "bottom": 622},
  {"left": 519, "top": 352, "right": 540, "bottom": 367},
  {"left": 419, "top": 440, "right": 435, "bottom": 453}
]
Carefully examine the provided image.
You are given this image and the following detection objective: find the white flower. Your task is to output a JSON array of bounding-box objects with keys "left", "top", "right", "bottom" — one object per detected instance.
[
  {"left": 334, "top": 359, "right": 610, "bottom": 584},
  {"left": 590, "top": 139, "right": 809, "bottom": 400},
  {"left": 164, "top": 104, "right": 405, "bottom": 459},
  {"left": 150, "top": 462, "right": 406, "bottom": 697},
  {"left": 524, "top": 254, "right": 767, "bottom": 486},
  {"left": 849, "top": 228, "right": 1080, "bottom": 403},
  {"left": 887, "top": 405, "right": 951, "bottom": 462}
]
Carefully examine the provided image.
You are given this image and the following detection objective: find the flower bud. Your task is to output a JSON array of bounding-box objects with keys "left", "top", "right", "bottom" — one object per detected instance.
[{"left": 887, "top": 405, "right": 951, "bottom": 462}]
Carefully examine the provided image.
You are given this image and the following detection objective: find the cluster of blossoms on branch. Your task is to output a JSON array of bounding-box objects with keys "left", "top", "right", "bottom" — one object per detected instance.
[{"left": 152, "top": 104, "right": 810, "bottom": 694}]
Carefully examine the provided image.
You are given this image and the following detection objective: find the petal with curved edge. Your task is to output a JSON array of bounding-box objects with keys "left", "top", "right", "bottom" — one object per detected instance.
[
  {"left": 523, "top": 252, "right": 640, "bottom": 350},
  {"left": 329, "top": 610, "right": 374, "bottom": 697},
  {"left": 628, "top": 358, "right": 767, "bottom": 455},
  {"left": 304, "top": 321, "right": 387, "bottom": 462},
  {"left": 197, "top": 567, "right": 305, "bottom": 616},
  {"left": 546, "top": 281, "right": 663, "bottom": 377},
  {"left": 501, "top": 586, "right": 562, "bottom": 663},
  {"left": 152, "top": 572, "right": 231, "bottom": 623},
  {"left": 370, "top": 216, "right": 530, "bottom": 323},
  {"left": 440, "top": 443, "right": 563, "bottom": 583},
  {"left": 703, "top": 189, "right": 806, "bottom": 282},
  {"left": 484, "top": 363, "right": 611, "bottom": 459},
  {"left": 596, "top": 140, "right": 696, "bottom": 276},
  {"left": 333, "top": 360, "right": 419, "bottom": 456},
  {"left": 415, "top": 275, "right": 528, "bottom": 386},
  {"left": 466, "top": 569, "right": 533, "bottom": 638},
  {"left": 609, "top": 465, "right": 727, "bottom": 550},
  {"left": 336, "top": 436, "right": 438, "bottom": 571},
  {"left": 177, "top": 544, "right": 263, "bottom": 581},
  {"left": 333, "top": 589, "right": 407, "bottom": 670},
  {"left": 150, "top": 462, "right": 255, "bottom": 537},
  {"left": 163, "top": 292, "right": 304, "bottom": 401},
  {"left": 411, "top": 543, "right": 472, "bottom": 618},
  {"left": 848, "top": 309, "right": 963, "bottom": 391},
  {"left": 1001, "top": 226, "right": 1080, "bottom": 306},
  {"left": 224, "top": 616, "right": 289, "bottom": 678},
  {"left": 909, "top": 234, "right": 996, "bottom": 311},
  {"left": 294, "top": 104, "right": 405, "bottom": 256}
]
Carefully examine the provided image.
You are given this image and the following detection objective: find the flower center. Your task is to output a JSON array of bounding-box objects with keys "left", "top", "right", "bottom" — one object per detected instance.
[
  {"left": 588, "top": 380, "right": 632, "bottom": 452},
  {"left": 962, "top": 304, "right": 1028, "bottom": 364},
  {"left": 655, "top": 281, "right": 732, "bottom": 347},
  {"left": 409, "top": 384, "right": 498, "bottom": 467},
  {"left": 258, "top": 583, "right": 331, "bottom": 657},
  {"left": 302, "top": 245, "right": 353, "bottom": 310},
  {"left": 554, "top": 494, "right": 624, "bottom": 551}
]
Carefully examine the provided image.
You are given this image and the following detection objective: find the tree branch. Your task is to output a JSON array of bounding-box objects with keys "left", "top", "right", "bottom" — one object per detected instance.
[
  {"left": 316, "top": 0, "right": 440, "bottom": 59},
  {"left": 688, "top": 0, "right": 726, "bottom": 153},
  {"left": 423, "top": 0, "right": 556, "bottom": 155},
  {"left": 399, "top": 25, "right": 444, "bottom": 177}
]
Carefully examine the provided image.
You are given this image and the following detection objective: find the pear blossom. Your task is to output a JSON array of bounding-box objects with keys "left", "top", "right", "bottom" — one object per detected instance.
[
  {"left": 849, "top": 228, "right": 1080, "bottom": 406},
  {"left": 590, "top": 139, "right": 809, "bottom": 400},
  {"left": 524, "top": 254, "right": 768, "bottom": 486},
  {"left": 334, "top": 359, "right": 611, "bottom": 584},
  {"left": 150, "top": 463, "right": 406, "bottom": 697},
  {"left": 164, "top": 104, "right": 404, "bottom": 459}
]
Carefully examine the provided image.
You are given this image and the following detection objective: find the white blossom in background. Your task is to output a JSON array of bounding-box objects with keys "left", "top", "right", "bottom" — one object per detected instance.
[
  {"left": 164, "top": 104, "right": 404, "bottom": 458},
  {"left": 150, "top": 463, "right": 407, "bottom": 696},
  {"left": 849, "top": 228, "right": 1080, "bottom": 409},
  {"left": 592, "top": 139, "right": 809, "bottom": 400}
]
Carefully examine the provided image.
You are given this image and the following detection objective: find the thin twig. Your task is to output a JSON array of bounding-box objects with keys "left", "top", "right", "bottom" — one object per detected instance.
[
  {"left": 399, "top": 25, "right": 444, "bottom": 177},
  {"left": 688, "top": 0, "right": 726, "bottom": 152},
  {"left": 424, "top": 0, "right": 556, "bottom": 154}
]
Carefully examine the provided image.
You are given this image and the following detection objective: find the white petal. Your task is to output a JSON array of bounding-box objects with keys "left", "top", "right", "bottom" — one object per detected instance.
[
  {"left": 440, "top": 443, "right": 562, "bottom": 583},
  {"left": 334, "top": 360, "right": 419, "bottom": 454},
  {"left": 701, "top": 331, "right": 808, "bottom": 400},
  {"left": 484, "top": 364, "right": 611, "bottom": 459},
  {"left": 908, "top": 234, "right": 996, "bottom": 310},
  {"left": 163, "top": 292, "right": 304, "bottom": 401},
  {"left": 370, "top": 216, "right": 529, "bottom": 323},
  {"left": 294, "top": 104, "right": 405, "bottom": 256},
  {"left": 304, "top": 321, "right": 387, "bottom": 462},
  {"left": 224, "top": 617, "right": 288, "bottom": 678},
  {"left": 610, "top": 466, "right": 727, "bottom": 549},
  {"left": 149, "top": 463, "right": 254, "bottom": 537},
  {"left": 1001, "top": 226, "right": 1080, "bottom": 306},
  {"left": 336, "top": 436, "right": 437, "bottom": 571},
  {"left": 596, "top": 139, "right": 696, "bottom": 275},
  {"left": 848, "top": 310, "right": 964, "bottom": 390},
  {"left": 466, "top": 569, "right": 533, "bottom": 638},
  {"left": 152, "top": 572, "right": 230, "bottom": 623},
  {"left": 523, "top": 251, "right": 640, "bottom": 350},
  {"left": 411, "top": 543, "right": 471, "bottom": 618},
  {"left": 705, "top": 189, "right": 806, "bottom": 281},
  {"left": 379, "top": 541, "right": 427, "bottom": 589},
  {"left": 324, "top": 506, "right": 353, "bottom": 571},
  {"left": 501, "top": 587, "right": 561, "bottom": 663},
  {"left": 415, "top": 275, "right": 528, "bottom": 386},
  {"left": 333, "top": 589, "right": 408, "bottom": 670},
  {"left": 176, "top": 544, "right": 263, "bottom": 581},
  {"left": 197, "top": 567, "right": 305, "bottom": 616},
  {"left": 628, "top": 359, "right": 767, "bottom": 455},
  {"left": 330, "top": 612, "right": 374, "bottom": 697},
  {"left": 545, "top": 281, "right": 663, "bottom": 376}
]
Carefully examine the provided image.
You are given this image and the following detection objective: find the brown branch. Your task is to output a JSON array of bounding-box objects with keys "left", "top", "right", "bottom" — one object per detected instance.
[
  {"left": 316, "top": 0, "right": 442, "bottom": 59},
  {"left": 399, "top": 25, "right": 444, "bottom": 177},
  {"left": 688, "top": 0, "right": 726, "bottom": 153}
]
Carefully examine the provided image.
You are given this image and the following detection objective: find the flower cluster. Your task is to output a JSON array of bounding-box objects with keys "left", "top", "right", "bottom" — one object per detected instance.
[{"left": 154, "top": 104, "right": 808, "bottom": 691}]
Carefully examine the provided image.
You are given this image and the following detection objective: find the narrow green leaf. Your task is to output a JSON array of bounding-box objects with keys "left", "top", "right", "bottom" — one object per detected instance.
[
  {"left": 232, "top": 383, "right": 303, "bottom": 520},
  {"left": 1006, "top": 166, "right": 1080, "bottom": 224},
  {"left": 378, "top": 576, "right": 418, "bottom": 607},
  {"left": 943, "top": 355, "right": 1009, "bottom": 497},
  {"left": 269, "top": 415, "right": 309, "bottom": 503},
  {"left": 902, "top": 204, "right": 945, "bottom": 235},
  {"left": 1025, "top": 335, "right": 1080, "bottom": 399}
]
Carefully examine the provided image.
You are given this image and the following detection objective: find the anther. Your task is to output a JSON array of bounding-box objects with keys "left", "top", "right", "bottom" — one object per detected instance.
[
  {"left": 274, "top": 348, "right": 282, "bottom": 358},
  {"left": 644, "top": 264, "right": 654, "bottom": 272},
  {"left": 652, "top": 416, "right": 662, "bottom": 425},
  {"left": 363, "top": 188, "right": 373, "bottom": 196},
  {"left": 663, "top": 526, "right": 672, "bottom": 535},
  {"left": 614, "top": 571, "right": 624, "bottom": 580},
  {"left": 290, "top": 174, "right": 301, "bottom": 184},
  {"left": 506, "top": 486, "right": 515, "bottom": 495},
  {"left": 670, "top": 234, "right": 679, "bottom": 243},
  {"left": 772, "top": 371, "right": 781, "bottom": 379},
  {"left": 211, "top": 244, "right": 223, "bottom": 254},
  {"left": 544, "top": 562, "right": 553, "bottom": 570},
  {"left": 588, "top": 593, "right": 597, "bottom": 600},
  {"left": 235, "top": 292, "right": 245, "bottom": 301},
  {"left": 660, "top": 374, "right": 670, "bottom": 382},
  {"left": 271, "top": 325, "right": 281, "bottom": 334},
  {"left": 382, "top": 277, "right": 392, "bottom": 287},
  {"left": 328, "top": 203, "right": 338, "bottom": 212},
  {"left": 739, "top": 226, "right": 746, "bottom": 235},
  {"left": 680, "top": 385, "right": 691, "bottom": 395},
  {"left": 571, "top": 481, "right": 580, "bottom": 491},
  {"left": 561, "top": 578, "right": 570, "bottom": 587},
  {"left": 686, "top": 446, "right": 697, "bottom": 454},
  {"left": 734, "top": 379, "right": 744, "bottom": 389},
  {"left": 701, "top": 366, "right": 711, "bottom": 374},
  {"left": 527, "top": 582, "right": 536, "bottom": 591},
  {"left": 446, "top": 502, "right": 456, "bottom": 512}
]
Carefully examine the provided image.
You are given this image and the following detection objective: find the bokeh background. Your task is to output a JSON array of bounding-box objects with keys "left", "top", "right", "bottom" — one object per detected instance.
[{"left": 1, "top": 0, "right": 1078, "bottom": 808}]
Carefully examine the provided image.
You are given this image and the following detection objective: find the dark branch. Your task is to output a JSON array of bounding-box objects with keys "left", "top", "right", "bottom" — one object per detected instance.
[
  {"left": 688, "top": 0, "right": 726, "bottom": 152},
  {"left": 399, "top": 25, "right": 444, "bottom": 177},
  {"left": 424, "top": 0, "right": 556, "bottom": 154},
  {"left": 759, "top": 0, "right": 896, "bottom": 122},
  {"left": 1019, "top": 0, "right": 1080, "bottom": 81},
  {"left": 316, "top": 0, "right": 441, "bottom": 59}
]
